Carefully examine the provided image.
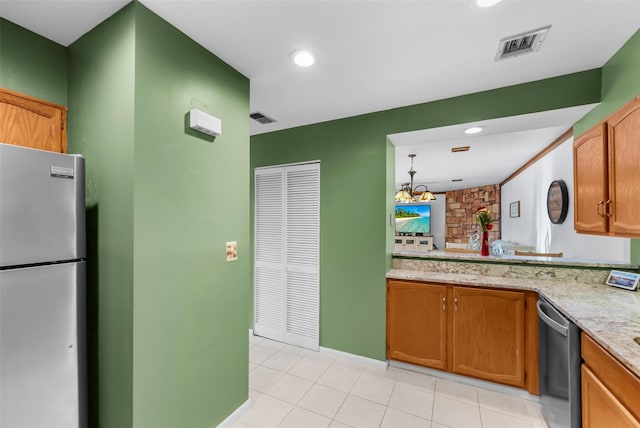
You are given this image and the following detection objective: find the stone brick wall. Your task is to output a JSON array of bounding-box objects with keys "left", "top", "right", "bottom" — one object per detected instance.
[{"left": 445, "top": 184, "right": 501, "bottom": 244}]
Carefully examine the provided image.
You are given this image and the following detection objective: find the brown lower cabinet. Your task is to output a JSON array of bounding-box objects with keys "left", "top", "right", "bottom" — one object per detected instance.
[
  {"left": 386, "top": 279, "right": 539, "bottom": 394},
  {"left": 387, "top": 281, "right": 447, "bottom": 369},
  {"left": 451, "top": 286, "right": 526, "bottom": 388},
  {"left": 581, "top": 333, "right": 640, "bottom": 427}
]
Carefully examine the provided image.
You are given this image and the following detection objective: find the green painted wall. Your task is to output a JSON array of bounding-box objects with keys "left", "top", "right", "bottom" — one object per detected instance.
[
  {"left": 574, "top": 28, "right": 640, "bottom": 265},
  {"left": 251, "top": 70, "right": 602, "bottom": 361},
  {"left": 252, "top": 117, "right": 390, "bottom": 360},
  {"left": 132, "top": 4, "right": 250, "bottom": 427},
  {"left": 68, "top": 2, "right": 250, "bottom": 427},
  {"left": 575, "top": 29, "right": 640, "bottom": 135},
  {"left": 4, "top": 4, "right": 250, "bottom": 425},
  {"left": 0, "top": 18, "right": 67, "bottom": 105},
  {"left": 68, "top": 4, "right": 136, "bottom": 428}
]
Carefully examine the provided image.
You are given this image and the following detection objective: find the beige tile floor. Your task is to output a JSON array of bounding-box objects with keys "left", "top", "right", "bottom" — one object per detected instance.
[{"left": 229, "top": 335, "right": 549, "bottom": 428}]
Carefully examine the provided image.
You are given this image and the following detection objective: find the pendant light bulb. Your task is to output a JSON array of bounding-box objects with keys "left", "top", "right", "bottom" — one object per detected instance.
[{"left": 395, "top": 154, "right": 436, "bottom": 203}]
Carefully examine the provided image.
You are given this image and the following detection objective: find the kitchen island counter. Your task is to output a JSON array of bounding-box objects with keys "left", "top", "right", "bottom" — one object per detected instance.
[
  {"left": 393, "top": 250, "right": 639, "bottom": 270},
  {"left": 387, "top": 268, "right": 640, "bottom": 381}
]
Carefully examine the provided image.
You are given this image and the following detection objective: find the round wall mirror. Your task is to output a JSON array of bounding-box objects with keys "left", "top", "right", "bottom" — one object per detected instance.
[{"left": 547, "top": 180, "right": 569, "bottom": 224}]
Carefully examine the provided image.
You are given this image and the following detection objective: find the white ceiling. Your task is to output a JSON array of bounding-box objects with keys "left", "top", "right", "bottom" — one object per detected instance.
[
  {"left": 1, "top": 0, "right": 639, "bottom": 190},
  {"left": 390, "top": 104, "right": 597, "bottom": 192}
]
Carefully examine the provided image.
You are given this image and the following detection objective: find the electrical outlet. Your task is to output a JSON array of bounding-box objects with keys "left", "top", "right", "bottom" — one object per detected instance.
[{"left": 226, "top": 241, "right": 238, "bottom": 262}]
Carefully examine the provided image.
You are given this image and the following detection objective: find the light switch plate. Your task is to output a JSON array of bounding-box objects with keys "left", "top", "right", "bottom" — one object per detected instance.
[{"left": 226, "top": 241, "right": 238, "bottom": 262}]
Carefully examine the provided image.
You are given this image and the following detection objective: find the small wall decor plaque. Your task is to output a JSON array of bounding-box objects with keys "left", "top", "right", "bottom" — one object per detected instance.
[
  {"left": 509, "top": 201, "right": 520, "bottom": 218},
  {"left": 605, "top": 270, "right": 640, "bottom": 291}
]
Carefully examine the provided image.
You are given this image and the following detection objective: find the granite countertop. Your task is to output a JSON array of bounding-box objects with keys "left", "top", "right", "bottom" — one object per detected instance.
[
  {"left": 387, "top": 268, "right": 640, "bottom": 379},
  {"left": 393, "top": 250, "right": 639, "bottom": 270}
]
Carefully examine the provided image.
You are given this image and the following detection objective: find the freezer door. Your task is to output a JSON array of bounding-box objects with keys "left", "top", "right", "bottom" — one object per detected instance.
[
  {"left": 0, "top": 143, "right": 85, "bottom": 266},
  {"left": 0, "top": 262, "right": 86, "bottom": 428}
]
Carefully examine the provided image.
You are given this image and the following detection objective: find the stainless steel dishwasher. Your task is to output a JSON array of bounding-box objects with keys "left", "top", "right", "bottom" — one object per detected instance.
[{"left": 537, "top": 296, "right": 581, "bottom": 428}]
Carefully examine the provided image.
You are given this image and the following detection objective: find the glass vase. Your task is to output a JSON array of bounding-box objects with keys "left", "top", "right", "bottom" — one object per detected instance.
[{"left": 481, "top": 231, "right": 490, "bottom": 256}]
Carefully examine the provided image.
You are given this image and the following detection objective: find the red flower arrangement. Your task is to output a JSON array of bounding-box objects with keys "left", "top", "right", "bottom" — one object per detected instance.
[{"left": 474, "top": 206, "right": 495, "bottom": 232}]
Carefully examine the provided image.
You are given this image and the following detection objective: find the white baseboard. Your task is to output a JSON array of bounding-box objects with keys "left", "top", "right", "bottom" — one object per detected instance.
[
  {"left": 318, "top": 345, "right": 387, "bottom": 369},
  {"left": 252, "top": 328, "right": 385, "bottom": 369},
  {"left": 215, "top": 399, "right": 251, "bottom": 428},
  {"left": 216, "top": 329, "right": 257, "bottom": 427},
  {"left": 388, "top": 359, "right": 540, "bottom": 402}
]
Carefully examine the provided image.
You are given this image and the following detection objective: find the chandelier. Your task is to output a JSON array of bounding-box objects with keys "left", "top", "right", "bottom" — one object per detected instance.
[{"left": 395, "top": 154, "right": 436, "bottom": 203}]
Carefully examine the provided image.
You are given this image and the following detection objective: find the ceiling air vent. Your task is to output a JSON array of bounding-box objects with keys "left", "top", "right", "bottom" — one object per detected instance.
[
  {"left": 495, "top": 25, "right": 551, "bottom": 61},
  {"left": 250, "top": 112, "right": 276, "bottom": 124},
  {"left": 451, "top": 146, "right": 470, "bottom": 153}
]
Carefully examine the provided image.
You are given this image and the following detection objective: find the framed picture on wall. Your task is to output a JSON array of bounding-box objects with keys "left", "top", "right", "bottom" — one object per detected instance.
[{"left": 510, "top": 201, "right": 520, "bottom": 218}]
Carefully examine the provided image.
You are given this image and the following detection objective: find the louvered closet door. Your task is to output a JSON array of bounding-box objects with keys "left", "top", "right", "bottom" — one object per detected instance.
[
  {"left": 284, "top": 164, "right": 320, "bottom": 350},
  {"left": 254, "top": 163, "right": 320, "bottom": 351},
  {"left": 254, "top": 169, "right": 285, "bottom": 342}
]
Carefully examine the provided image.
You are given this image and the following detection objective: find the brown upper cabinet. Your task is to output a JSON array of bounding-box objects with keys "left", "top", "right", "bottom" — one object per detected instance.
[
  {"left": 573, "top": 96, "right": 640, "bottom": 237},
  {"left": 0, "top": 88, "right": 67, "bottom": 153},
  {"left": 574, "top": 122, "right": 608, "bottom": 233}
]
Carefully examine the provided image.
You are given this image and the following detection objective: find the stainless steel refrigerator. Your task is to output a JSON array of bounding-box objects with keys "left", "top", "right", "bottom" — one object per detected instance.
[{"left": 0, "top": 143, "right": 86, "bottom": 428}]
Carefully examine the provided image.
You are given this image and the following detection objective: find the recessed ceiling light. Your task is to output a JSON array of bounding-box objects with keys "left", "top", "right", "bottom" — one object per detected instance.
[
  {"left": 464, "top": 126, "right": 484, "bottom": 135},
  {"left": 291, "top": 50, "right": 315, "bottom": 67},
  {"left": 476, "top": 0, "right": 503, "bottom": 7}
]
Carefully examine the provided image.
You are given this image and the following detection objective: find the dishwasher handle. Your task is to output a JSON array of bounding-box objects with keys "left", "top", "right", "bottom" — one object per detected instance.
[{"left": 537, "top": 300, "right": 569, "bottom": 337}]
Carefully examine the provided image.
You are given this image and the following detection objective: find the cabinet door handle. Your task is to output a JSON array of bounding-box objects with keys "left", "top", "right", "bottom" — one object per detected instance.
[
  {"left": 454, "top": 297, "right": 458, "bottom": 312},
  {"left": 596, "top": 201, "right": 605, "bottom": 216},
  {"left": 442, "top": 297, "right": 446, "bottom": 312},
  {"left": 604, "top": 200, "right": 613, "bottom": 217}
]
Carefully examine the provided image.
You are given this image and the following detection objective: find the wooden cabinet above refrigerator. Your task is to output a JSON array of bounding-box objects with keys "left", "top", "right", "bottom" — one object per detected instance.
[{"left": 0, "top": 88, "right": 67, "bottom": 153}]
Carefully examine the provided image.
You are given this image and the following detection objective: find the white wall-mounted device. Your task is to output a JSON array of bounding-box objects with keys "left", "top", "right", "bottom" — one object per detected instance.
[{"left": 190, "top": 109, "right": 222, "bottom": 137}]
